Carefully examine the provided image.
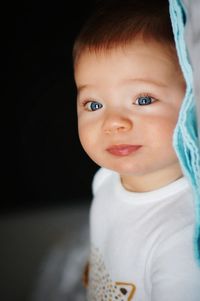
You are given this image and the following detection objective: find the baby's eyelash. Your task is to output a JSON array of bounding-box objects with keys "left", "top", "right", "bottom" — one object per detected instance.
[
  {"left": 81, "top": 98, "right": 96, "bottom": 106},
  {"left": 81, "top": 99, "right": 103, "bottom": 111},
  {"left": 79, "top": 99, "right": 91, "bottom": 109},
  {"left": 134, "top": 93, "right": 159, "bottom": 106}
]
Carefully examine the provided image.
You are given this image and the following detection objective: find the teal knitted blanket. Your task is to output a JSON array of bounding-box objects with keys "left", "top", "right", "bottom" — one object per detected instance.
[{"left": 169, "top": 0, "right": 200, "bottom": 265}]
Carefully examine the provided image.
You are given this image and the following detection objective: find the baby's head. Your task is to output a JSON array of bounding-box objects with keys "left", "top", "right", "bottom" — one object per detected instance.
[
  {"left": 73, "top": 0, "right": 180, "bottom": 65},
  {"left": 73, "top": 0, "right": 186, "bottom": 192}
]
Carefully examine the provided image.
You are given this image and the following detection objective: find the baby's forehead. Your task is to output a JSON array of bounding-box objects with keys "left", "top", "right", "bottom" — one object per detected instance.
[
  {"left": 75, "top": 38, "right": 185, "bottom": 92},
  {"left": 75, "top": 38, "right": 178, "bottom": 68}
]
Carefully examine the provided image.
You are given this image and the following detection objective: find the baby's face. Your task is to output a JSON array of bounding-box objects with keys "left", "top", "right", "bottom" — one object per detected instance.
[{"left": 74, "top": 39, "right": 186, "bottom": 191}]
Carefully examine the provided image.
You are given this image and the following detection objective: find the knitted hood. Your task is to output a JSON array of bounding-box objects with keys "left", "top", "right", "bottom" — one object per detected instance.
[{"left": 169, "top": 0, "right": 200, "bottom": 265}]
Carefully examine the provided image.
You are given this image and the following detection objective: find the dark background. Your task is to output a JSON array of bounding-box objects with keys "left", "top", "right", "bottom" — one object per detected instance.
[
  {"left": 15, "top": 0, "right": 99, "bottom": 212},
  {"left": 1, "top": 4, "right": 99, "bottom": 300}
]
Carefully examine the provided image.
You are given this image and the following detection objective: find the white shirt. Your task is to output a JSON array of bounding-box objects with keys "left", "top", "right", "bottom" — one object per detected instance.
[{"left": 87, "top": 168, "right": 200, "bottom": 301}]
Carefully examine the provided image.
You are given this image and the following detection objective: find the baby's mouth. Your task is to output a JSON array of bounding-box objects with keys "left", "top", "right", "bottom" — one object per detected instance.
[{"left": 106, "top": 144, "right": 142, "bottom": 156}]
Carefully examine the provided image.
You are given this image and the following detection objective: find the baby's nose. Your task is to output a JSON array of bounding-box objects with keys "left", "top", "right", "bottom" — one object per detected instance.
[{"left": 103, "top": 113, "right": 132, "bottom": 134}]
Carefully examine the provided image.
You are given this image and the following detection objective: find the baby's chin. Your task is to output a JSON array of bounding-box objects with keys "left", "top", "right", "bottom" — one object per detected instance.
[
  {"left": 99, "top": 159, "right": 182, "bottom": 182},
  {"left": 99, "top": 162, "right": 149, "bottom": 177}
]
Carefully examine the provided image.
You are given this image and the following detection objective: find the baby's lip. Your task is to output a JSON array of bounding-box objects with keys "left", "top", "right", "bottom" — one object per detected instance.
[{"left": 106, "top": 144, "right": 142, "bottom": 156}]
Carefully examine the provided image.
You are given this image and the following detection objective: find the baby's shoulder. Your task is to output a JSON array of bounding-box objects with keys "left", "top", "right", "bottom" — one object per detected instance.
[{"left": 92, "top": 168, "right": 115, "bottom": 195}]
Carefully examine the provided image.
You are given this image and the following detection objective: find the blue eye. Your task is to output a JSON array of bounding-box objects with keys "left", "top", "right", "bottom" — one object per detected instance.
[
  {"left": 135, "top": 96, "right": 154, "bottom": 105},
  {"left": 85, "top": 101, "right": 103, "bottom": 111}
]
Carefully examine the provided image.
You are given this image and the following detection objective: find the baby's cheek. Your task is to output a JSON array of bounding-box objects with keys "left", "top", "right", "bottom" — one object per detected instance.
[
  {"left": 78, "top": 123, "right": 88, "bottom": 145},
  {"left": 78, "top": 125, "right": 96, "bottom": 154},
  {"left": 148, "top": 116, "right": 176, "bottom": 145}
]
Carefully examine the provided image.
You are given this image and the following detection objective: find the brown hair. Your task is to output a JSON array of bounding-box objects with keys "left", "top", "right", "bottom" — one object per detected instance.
[{"left": 73, "top": 0, "right": 175, "bottom": 65}]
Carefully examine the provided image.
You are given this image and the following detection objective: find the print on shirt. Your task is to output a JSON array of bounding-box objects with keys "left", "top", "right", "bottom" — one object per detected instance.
[{"left": 88, "top": 246, "right": 136, "bottom": 301}]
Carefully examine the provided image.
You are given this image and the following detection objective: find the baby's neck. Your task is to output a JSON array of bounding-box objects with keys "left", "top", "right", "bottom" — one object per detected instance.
[{"left": 120, "top": 165, "right": 183, "bottom": 193}]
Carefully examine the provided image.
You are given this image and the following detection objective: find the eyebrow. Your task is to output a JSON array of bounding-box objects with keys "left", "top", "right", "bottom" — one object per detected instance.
[
  {"left": 124, "top": 78, "right": 167, "bottom": 88},
  {"left": 76, "top": 84, "right": 92, "bottom": 93},
  {"left": 76, "top": 78, "right": 167, "bottom": 93}
]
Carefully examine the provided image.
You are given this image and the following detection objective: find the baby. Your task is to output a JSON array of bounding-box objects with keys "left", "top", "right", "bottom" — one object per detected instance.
[{"left": 73, "top": 0, "right": 200, "bottom": 300}]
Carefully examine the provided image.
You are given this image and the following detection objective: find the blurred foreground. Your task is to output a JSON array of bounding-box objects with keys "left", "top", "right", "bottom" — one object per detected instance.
[{"left": 0, "top": 203, "right": 90, "bottom": 301}]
